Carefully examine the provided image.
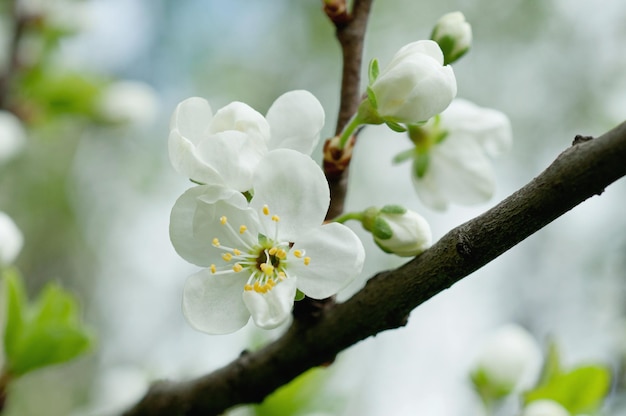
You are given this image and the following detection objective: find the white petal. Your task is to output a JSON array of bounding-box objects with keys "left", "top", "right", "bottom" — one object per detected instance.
[
  {"left": 290, "top": 223, "right": 365, "bottom": 299},
  {"left": 168, "top": 129, "right": 225, "bottom": 185},
  {"left": 170, "top": 97, "right": 213, "bottom": 143},
  {"left": 387, "top": 40, "right": 444, "bottom": 69},
  {"left": 209, "top": 101, "right": 270, "bottom": 141},
  {"left": 170, "top": 185, "right": 251, "bottom": 266},
  {"left": 195, "top": 130, "right": 265, "bottom": 191},
  {"left": 183, "top": 269, "right": 250, "bottom": 334},
  {"left": 441, "top": 98, "right": 513, "bottom": 156},
  {"left": 414, "top": 134, "right": 495, "bottom": 210},
  {"left": 250, "top": 149, "right": 329, "bottom": 241},
  {"left": 265, "top": 90, "right": 325, "bottom": 155},
  {"left": 0, "top": 211, "right": 23, "bottom": 265},
  {"left": 242, "top": 277, "right": 296, "bottom": 329}
]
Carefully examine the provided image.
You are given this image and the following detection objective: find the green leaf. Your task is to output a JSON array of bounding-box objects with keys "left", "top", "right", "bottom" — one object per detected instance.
[
  {"left": 524, "top": 365, "right": 611, "bottom": 414},
  {"left": 368, "top": 58, "right": 380, "bottom": 85},
  {"left": 470, "top": 367, "right": 515, "bottom": 406},
  {"left": 380, "top": 205, "right": 406, "bottom": 215},
  {"left": 3, "top": 269, "right": 27, "bottom": 361},
  {"left": 294, "top": 289, "right": 305, "bottom": 301}
]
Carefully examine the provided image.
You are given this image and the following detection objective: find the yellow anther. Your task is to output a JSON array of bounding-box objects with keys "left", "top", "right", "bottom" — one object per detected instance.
[
  {"left": 268, "top": 247, "right": 278, "bottom": 255},
  {"left": 212, "top": 238, "right": 220, "bottom": 247},
  {"left": 278, "top": 271, "right": 286, "bottom": 280},
  {"left": 210, "top": 264, "right": 217, "bottom": 274},
  {"left": 267, "top": 278, "right": 276, "bottom": 287},
  {"left": 260, "top": 263, "right": 267, "bottom": 271},
  {"left": 276, "top": 249, "right": 287, "bottom": 259},
  {"left": 233, "top": 249, "right": 241, "bottom": 256},
  {"left": 262, "top": 264, "right": 275, "bottom": 276},
  {"left": 222, "top": 253, "right": 233, "bottom": 262},
  {"left": 293, "top": 250, "right": 303, "bottom": 258},
  {"left": 239, "top": 225, "right": 247, "bottom": 234},
  {"left": 271, "top": 214, "right": 280, "bottom": 222},
  {"left": 233, "top": 263, "right": 243, "bottom": 272},
  {"left": 220, "top": 216, "right": 227, "bottom": 225},
  {"left": 254, "top": 281, "right": 262, "bottom": 292},
  {"left": 244, "top": 284, "right": 253, "bottom": 291},
  {"left": 262, "top": 205, "right": 270, "bottom": 215},
  {"left": 304, "top": 257, "right": 311, "bottom": 266}
]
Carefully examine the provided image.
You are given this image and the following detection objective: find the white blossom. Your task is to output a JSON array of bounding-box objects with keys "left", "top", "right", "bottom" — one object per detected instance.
[
  {"left": 431, "top": 12, "right": 472, "bottom": 64},
  {"left": 98, "top": 80, "right": 159, "bottom": 125},
  {"left": 170, "top": 150, "right": 365, "bottom": 333},
  {"left": 521, "top": 400, "right": 571, "bottom": 416},
  {"left": 366, "top": 206, "right": 431, "bottom": 257},
  {"left": 169, "top": 90, "right": 324, "bottom": 192},
  {"left": 0, "top": 111, "right": 27, "bottom": 164},
  {"left": 407, "top": 98, "right": 512, "bottom": 210}
]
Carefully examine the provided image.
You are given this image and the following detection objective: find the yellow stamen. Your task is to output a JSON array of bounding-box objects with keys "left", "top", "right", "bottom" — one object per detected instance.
[
  {"left": 276, "top": 249, "right": 287, "bottom": 259},
  {"left": 239, "top": 225, "right": 247, "bottom": 234},
  {"left": 254, "top": 281, "right": 262, "bottom": 291},
  {"left": 271, "top": 214, "right": 280, "bottom": 222},
  {"left": 233, "top": 264, "right": 243, "bottom": 272},
  {"left": 212, "top": 238, "right": 220, "bottom": 247},
  {"left": 268, "top": 247, "right": 278, "bottom": 255},
  {"left": 262, "top": 205, "right": 270, "bottom": 215},
  {"left": 262, "top": 264, "right": 275, "bottom": 276},
  {"left": 233, "top": 249, "right": 241, "bottom": 256},
  {"left": 304, "top": 257, "right": 311, "bottom": 266},
  {"left": 222, "top": 253, "right": 232, "bottom": 262},
  {"left": 244, "top": 284, "right": 253, "bottom": 291},
  {"left": 220, "top": 216, "right": 227, "bottom": 225},
  {"left": 293, "top": 250, "right": 303, "bottom": 258},
  {"left": 210, "top": 264, "right": 216, "bottom": 274},
  {"left": 278, "top": 271, "right": 286, "bottom": 279}
]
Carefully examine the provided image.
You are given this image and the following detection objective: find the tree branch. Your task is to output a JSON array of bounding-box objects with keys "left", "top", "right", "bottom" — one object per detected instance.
[{"left": 124, "top": 122, "right": 626, "bottom": 416}]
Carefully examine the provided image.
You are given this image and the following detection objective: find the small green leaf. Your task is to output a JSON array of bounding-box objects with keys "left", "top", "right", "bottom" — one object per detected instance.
[
  {"left": 372, "top": 217, "right": 393, "bottom": 240},
  {"left": 294, "top": 289, "right": 305, "bottom": 301},
  {"left": 380, "top": 205, "right": 406, "bottom": 215},
  {"left": 392, "top": 148, "right": 416, "bottom": 165},
  {"left": 3, "top": 269, "right": 27, "bottom": 361},
  {"left": 368, "top": 58, "right": 380, "bottom": 85},
  {"left": 524, "top": 365, "right": 611, "bottom": 414},
  {"left": 413, "top": 152, "right": 430, "bottom": 178}
]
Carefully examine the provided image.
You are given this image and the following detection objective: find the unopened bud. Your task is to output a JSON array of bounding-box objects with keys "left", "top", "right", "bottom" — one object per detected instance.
[{"left": 431, "top": 12, "right": 472, "bottom": 65}]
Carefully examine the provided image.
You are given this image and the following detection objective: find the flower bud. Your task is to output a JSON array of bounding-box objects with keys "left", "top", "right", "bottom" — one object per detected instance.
[
  {"left": 99, "top": 81, "right": 160, "bottom": 125},
  {"left": 431, "top": 12, "right": 472, "bottom": 65},
  {"left": 364, "top": 40, "right": 456, "bottom": 125},
  {"left": 522, "top": 400, "right": 570, "bottom": 416},
  {"left": 362, "top": 205, "right": 432, "bottom": 257},
  {"left": 0, "top": 211, "right": 24, "bottom": 266},
  {"left": 470, "top": 324, "right": 543, "bottom": 400}
]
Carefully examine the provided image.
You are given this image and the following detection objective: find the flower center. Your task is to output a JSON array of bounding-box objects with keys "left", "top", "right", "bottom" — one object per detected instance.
[{"left": 208, "top": 204, "right": 311, "bottom": 294}]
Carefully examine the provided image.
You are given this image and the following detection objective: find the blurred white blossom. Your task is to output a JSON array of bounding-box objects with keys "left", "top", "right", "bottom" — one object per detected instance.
[
  {"left": 0, "top": 110, "right": 27, "bottom": 164},
  {"left": 431, "top": 11, "right": 472, "bottom": 64},
  {"left": 0, "top": 211, "right": 24, "bottom": 266},
  {"left": 521, "top": 399, "right": 571, "bottom": 416},
  {"left": 98, "top": 80, "right": 160, "bottom": 125}
]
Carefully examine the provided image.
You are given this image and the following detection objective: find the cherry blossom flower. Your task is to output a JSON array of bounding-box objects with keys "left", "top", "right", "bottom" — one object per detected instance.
[
  {"left": 169, "top": 90, "right": 324, "bottom": 192},
  {"left": 0, "top": 111, "right": 27, "bottom": 164},
  {"left": 170, "top": 150, "right": 365, "bottom": 333},
  {"left": 396, "top": 98, "right": 512, "bottom": 210},
  {"left": 0, "top": 211, "right": 24, "bottom": 266},
  {"left": 522, "top": 400, "right": 571, "bottom": 416},
  {"left": 431, "top": 12, "right": 472, "bottom": 64}
]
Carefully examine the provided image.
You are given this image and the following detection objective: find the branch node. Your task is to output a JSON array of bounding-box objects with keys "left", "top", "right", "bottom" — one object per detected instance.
[{"left": 572, "top": 134, "right": 594, "bottom": 145}]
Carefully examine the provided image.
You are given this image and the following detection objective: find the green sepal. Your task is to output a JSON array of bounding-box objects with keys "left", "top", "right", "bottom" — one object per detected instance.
[
  {"left": 294, "top": 289, "right": 305, "bottom": 301},
  {"left": 470, "top": 367, "right": 515, "bottom": 407},
  {"left": 413, "top": 152, "right": 430, "bottom": 178},
  {"left": 366, "top": 86, "right": 378, "bottom": 110},
  {"left": 380, "top": 205, "right": 406, "bottom": 215},
  {"left": 371, "top": 217, "right": 393, "bottom": 240},
  {"left": 384, "top": 120, "right": 407, "bottom": 133},
  {"left": 392, "top": 148, "right": 415, "bottom": 165},
  {"left": 368, "top": 58, "right": 380, "bottom": 85},
  {"left": 258, "top": 233, "right": 268, "bottom": 246}
]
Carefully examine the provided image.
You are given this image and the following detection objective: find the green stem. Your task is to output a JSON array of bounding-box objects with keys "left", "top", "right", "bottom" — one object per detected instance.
[
  {"left": 338, "top": 114, "right": 362, "bottom": 149},
  {"left": 330, "top": 211, "right": 364, "bottom": 224}
]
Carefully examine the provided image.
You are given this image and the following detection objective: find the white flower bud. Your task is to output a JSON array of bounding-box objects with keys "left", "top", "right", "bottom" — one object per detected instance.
[
  {"left": 0, "top": 211, "right": 24, "bottom": 266},
  {"left": 364, "top": 206, "right": 432, "bottom": 257},
  {"left": 431, "top": 12, "right": 472, "bottom": 65},
  {"left": 471, "top": 324, "right": 543, "bottom": 396},
  {"left": 522, "top": 400, "right": 571, "bottom": 416},
  {"left": 367, "top": 40, "right": 456, "bottom": 124},
  {"left": 0, "top": 111, "right": 27, "bottom": 164}
]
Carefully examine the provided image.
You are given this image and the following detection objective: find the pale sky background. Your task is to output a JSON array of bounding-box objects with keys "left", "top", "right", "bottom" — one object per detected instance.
[{"left": 3, "top": 0, "right": 626, "bottom": 415}]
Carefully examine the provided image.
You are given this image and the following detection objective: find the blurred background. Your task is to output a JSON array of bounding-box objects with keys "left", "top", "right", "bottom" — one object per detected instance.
[{"left": 0, "top": 0, "right": 625, "bottom": 415}]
